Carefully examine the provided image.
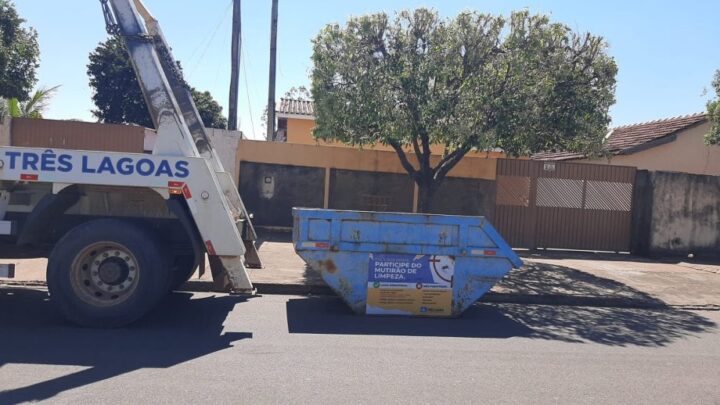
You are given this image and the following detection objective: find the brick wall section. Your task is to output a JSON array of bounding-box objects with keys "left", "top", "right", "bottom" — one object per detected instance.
[{"left": 11, "top": 118, "right": 144, "bottom": 153}]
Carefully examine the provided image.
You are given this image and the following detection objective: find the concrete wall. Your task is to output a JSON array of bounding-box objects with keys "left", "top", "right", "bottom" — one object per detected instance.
[
  {"left": 207, "top": 128, "right": 243, "bottom": 180},
  {"left": 238, "top": 162, "right": 325, "bottom": 227},
  {"left": 578, "top": 122, "right": 720, "bottom": 176},
  {"left": 144, "top": 127, "right": 243, "bottom": 180},
  {"left": 236, "top": 140, "right": 502, "bottom": 226},
  {"left": 634, "top": 170, "right": 720, "bottom": 257},
  {"left": 430, "top": 177, "right": 496, "bottom": 218},
  {"left": 236, "top": 139, "right": 498, "bottom": 181},
  {"left": 329, "top": 169, "right": 414, "bottom": 212}
]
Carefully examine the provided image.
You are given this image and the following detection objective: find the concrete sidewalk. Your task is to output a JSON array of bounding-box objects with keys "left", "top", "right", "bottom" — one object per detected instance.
[
  {"left": 3, "top": 233, "right": 720, "bottom": 310},
  {"left": 241, "top": 236, "right": 720, "bottom": 310}
]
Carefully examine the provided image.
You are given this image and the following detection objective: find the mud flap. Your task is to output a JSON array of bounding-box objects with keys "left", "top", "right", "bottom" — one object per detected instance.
[{"left": 208, "top": 255, "right": 255, "bottom": 294}]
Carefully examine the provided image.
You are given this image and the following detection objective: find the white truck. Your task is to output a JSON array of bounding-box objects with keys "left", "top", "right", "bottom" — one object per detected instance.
[{"left": 0, "top": 0, "right": 262, "bottom": 327}]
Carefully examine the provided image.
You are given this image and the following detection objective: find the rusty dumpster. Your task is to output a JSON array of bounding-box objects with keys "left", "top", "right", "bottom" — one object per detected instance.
[{"left": 293, "top": 208, "right": 522, "bottom": 317}]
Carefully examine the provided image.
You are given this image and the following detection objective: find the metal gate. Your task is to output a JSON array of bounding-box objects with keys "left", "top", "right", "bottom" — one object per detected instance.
[{"left": 494, "top": 159, "right": 636, "bottom": 252}]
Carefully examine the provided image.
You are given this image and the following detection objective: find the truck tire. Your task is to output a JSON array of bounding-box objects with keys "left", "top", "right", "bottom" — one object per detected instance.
[
  {"left": 47, "top": 219, "right": 170, "bottom": 328},
  {"left": 169, "top": 255, "right": 198, "bottom": 291}
]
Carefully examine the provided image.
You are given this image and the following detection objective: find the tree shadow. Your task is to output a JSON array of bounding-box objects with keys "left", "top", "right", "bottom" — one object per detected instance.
[
  {"left": 0, "top": 288, "right": 252, "bottom": 404},
  {"left": 496, "top": 261, "right": 662, "bottom": 303},
  {"left": 496, "top": 302, "right": 716, "bottom": 347}
]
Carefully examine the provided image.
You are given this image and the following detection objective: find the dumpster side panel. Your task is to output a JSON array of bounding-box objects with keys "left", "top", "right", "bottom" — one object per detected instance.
[
  {"left": 296, "top": 250, "right": 369, "bottom": 313},
  {"left": 453, "top": 257, "right": 514, "bottom": 315}
]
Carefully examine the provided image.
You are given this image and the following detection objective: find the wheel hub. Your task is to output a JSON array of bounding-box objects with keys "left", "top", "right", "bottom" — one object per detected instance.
[
  {"left": 97, "top": 257, "right": 129, "bottom": 285},
  {"left": 70, "top": 243, "right": 140, "bottom": 307}
]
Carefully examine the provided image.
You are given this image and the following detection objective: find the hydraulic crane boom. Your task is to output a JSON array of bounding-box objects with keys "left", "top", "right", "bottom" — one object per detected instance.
[{"left": 100, "top": 0, "right": 262, "bottom": 291}]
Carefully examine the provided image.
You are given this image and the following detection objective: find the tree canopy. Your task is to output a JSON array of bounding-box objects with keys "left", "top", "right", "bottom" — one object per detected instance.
[
  {"left": 311, "top": 9, "right": 617, "bottom": 211},
  {"left": 87, "top": 36, "right": 227, "bottom": 129},
  {"left": 0, "top": 0, "right": 40, "bottom": 101},
  {"left": 706, "top": 69, "right": 720, "bottom": 145}
]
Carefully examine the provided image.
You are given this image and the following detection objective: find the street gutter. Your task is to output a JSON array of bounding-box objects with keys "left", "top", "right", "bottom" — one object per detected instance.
[{"left": 3, "top": 279, "right": 718, "bottom": 311}]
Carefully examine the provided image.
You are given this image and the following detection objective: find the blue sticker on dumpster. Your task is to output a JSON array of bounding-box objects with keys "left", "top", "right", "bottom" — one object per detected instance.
[{"left": 366, "top": 253, "right": 454, "bottom": 316}]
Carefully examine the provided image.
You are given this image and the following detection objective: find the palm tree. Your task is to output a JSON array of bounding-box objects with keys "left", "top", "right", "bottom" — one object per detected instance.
[{"left": 0, "top": 85, "right": 61, "bottom": 120}]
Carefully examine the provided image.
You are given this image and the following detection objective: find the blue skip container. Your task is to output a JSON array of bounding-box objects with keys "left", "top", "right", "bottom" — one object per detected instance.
[{"left": 293, "top": 208, "right": 522, "bottom": 317}]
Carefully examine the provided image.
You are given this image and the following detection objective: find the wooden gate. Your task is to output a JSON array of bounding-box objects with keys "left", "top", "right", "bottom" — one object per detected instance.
[{"left": 494, "top": 159, "right": 636, "bottom": 252}]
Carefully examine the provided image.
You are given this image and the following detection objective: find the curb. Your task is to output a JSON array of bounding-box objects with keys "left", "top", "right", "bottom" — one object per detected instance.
[{"left": 4, "top": 279, "right": 719, "bottom": 311}]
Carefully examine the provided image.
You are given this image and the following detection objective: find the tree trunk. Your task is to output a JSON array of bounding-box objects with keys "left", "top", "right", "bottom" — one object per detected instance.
[{"left": 416, "top": 180, "right": 436, "bottom": 214}]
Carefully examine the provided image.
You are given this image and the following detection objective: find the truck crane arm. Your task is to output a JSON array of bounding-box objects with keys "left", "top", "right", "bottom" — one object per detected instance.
[{"left": 101, "top": 0, "right": 262, "bottom": 280}]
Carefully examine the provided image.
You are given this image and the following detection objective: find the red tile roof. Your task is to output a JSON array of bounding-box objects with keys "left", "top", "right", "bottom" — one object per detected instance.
[
  {"left": 533, "top": 113, "right": 707, "bottom": 161},
  {"left": 277, "top": 98, "right": 314, "bottom": 116}
]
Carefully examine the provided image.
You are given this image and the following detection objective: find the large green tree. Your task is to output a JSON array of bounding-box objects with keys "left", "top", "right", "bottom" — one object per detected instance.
[
  {"left": 706, "top": 69, "right": 720, "bottom": 145},
  {"left": 0, "top": 0, "right": 40, "bottom": 101},
  {"left": 311, "top": 9, "right": 617, "bottom": 211},
  {"left": 88, "top": 36, "right": 227, "bottom": 129}
]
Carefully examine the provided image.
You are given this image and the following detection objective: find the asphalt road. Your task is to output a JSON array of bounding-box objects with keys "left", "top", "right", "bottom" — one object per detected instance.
[{"left": 1, "top": 287, "right": 719, "bottom": 404}]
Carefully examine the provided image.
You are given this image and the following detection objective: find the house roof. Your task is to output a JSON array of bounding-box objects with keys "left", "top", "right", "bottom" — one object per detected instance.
[
  {"left": 276, "top": 98, "right": 314, "bottom": 117},
  {"left": 533, "top": 112, "right": 708, "bottom": 161}
]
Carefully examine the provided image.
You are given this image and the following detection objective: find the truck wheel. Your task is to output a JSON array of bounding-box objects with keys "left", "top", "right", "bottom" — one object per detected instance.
[
  {"left": 169, "top": 255, "right": 198, "bottom": 291},
  {"left": 47, "top": 219, "right": 170, "bottom": 328}
]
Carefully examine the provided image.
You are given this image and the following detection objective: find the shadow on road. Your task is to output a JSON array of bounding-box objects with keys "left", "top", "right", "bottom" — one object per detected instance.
[
  {"left": 497, "top": 303, "right": 716, "bottom": 347},
  {"left": 0, "top": 288, "right": 251, "bottom": 404},
  {"left": 287, "top": 296, "right": 716, "bottom": 347},
  {"left": 287, "top": 255, "right": 717, "bottom": 345},
  {"left": 286, "top": 297, "right": 534, "bottom": 339}
]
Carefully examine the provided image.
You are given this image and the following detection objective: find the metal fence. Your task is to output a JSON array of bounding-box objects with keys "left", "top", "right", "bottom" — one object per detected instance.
[{"left": 494, "top": 159, "right": 636, "bottom": 252}]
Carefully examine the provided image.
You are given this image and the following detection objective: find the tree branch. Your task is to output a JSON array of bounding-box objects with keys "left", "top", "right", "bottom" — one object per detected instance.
[
  {"left": 389, "top": 140, "right": 418, "bottom": 179},
  {"left": 411, "top": 136, "right": 423, "bottom": 160},
  {"left": 433, "top": 144, "right": 471, "bottom": 181}
]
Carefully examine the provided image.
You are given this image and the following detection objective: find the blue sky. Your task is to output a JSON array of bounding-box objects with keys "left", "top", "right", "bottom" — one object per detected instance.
[{"left": 14, "top": 0, "right": 720, "bottom": 140}]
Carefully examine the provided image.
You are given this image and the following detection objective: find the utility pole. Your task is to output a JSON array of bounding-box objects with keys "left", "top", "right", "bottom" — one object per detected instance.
[
  {"left": 266, "top": 0, "right": 278, "bottom": 141},
  {"left": 228, "top": 0, "right": 241, "bottom": 131}
]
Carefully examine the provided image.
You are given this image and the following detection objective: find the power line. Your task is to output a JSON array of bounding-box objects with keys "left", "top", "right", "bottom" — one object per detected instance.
[
  {"left": 188, "top": 0, "right": 233, "bottom": 80},
  {"left": 186, "top": 1, "right": 232, "bottom": 64}
]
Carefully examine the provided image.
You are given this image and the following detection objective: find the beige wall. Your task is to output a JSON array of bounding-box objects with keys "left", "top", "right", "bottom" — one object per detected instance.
[
  {"left": 285, "top": 118, "right": 319, "bottom": 145},
  {"left": 237, "top": 139, "right": 497, "bottom": 181},
  {"left": 283, "top": 116, "right": 506, "bottom": 158},
  {"left": 578, "top": 122, "right": 720, "bottom": 176}
]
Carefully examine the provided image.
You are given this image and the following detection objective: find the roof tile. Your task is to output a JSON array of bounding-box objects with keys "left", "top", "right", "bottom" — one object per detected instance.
[
  {"left": 277, "top": 98, "right": 314, "bottom": 116},
  {"left": 534, "top": 113, "right": 707, "bottom": 161}
]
